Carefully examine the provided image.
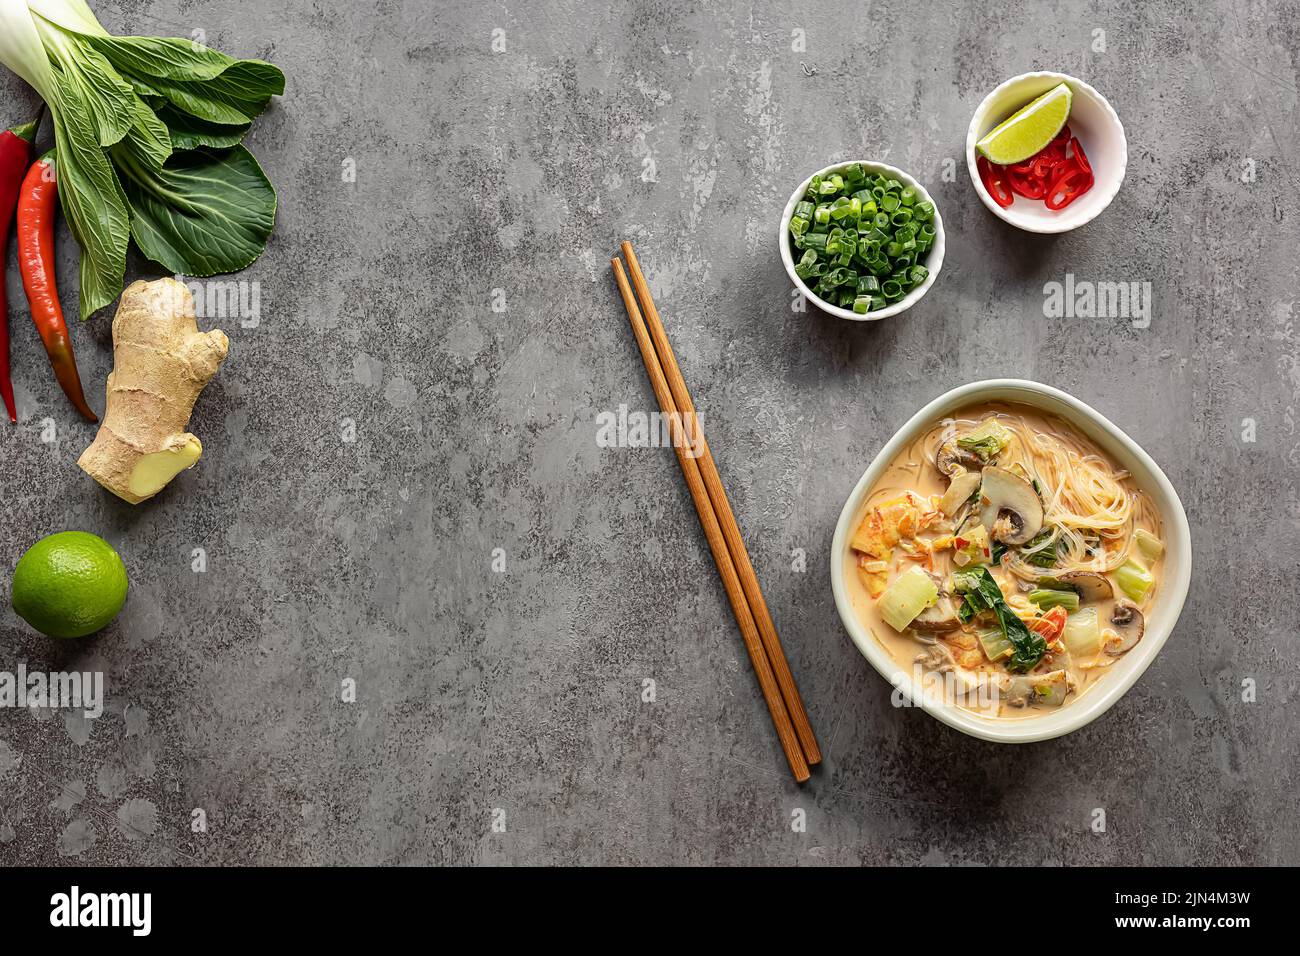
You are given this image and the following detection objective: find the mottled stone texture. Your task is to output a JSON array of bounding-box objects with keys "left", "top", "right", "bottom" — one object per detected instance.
[{"left": 1, "top": 1, "right": 1297, "bottom": 866}]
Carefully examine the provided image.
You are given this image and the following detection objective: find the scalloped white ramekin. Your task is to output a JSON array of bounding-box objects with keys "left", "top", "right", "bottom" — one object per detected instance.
[{"left": 966, "top": 72, "right": 1127, "bottom": 234}]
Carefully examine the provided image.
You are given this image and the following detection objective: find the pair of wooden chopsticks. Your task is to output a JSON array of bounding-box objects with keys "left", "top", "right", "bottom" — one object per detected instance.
[{"left": 611, "top": 242, "right": 821, "bottom": 782}]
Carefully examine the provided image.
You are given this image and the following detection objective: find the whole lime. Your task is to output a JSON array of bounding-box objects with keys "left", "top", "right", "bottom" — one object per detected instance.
[{"left": 11, "top": 531, "right": 128, "bottom": 639}]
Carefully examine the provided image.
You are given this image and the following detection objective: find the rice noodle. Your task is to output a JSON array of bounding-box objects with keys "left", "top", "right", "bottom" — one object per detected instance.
[{"left": 981, "top": 417, "right": 1140, "bottom": 579}]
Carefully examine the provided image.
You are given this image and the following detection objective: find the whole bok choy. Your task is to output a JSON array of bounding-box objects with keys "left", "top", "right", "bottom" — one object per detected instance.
[{"left": 0, "top": 0, "right": 284, "bottom": 318}]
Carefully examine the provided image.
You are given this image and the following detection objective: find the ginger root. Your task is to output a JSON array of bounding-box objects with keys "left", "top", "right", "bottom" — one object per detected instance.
[{"left": 78, "top": 278, "right": 229, "bottom": 504}]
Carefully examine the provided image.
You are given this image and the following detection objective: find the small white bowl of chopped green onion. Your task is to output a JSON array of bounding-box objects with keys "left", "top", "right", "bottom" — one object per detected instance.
[{"left": 780, "top": 161, "right": 944, "bottom": 321}]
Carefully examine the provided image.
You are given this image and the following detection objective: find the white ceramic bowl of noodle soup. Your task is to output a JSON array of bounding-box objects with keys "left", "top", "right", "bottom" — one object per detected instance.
[
  {"left": 966, "top": 71, "right": 1127, "bottom": 234},
  {"left": 779, "top": 160, "right": 944, "bottom": 321},
  {"left": 830, "top": 379, "right": 1191, "bottom": 743}
]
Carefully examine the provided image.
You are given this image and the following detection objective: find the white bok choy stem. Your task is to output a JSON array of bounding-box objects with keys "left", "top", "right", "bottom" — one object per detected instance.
[{"left": 0, "top": 0, "right": 55, "bottom": 96}]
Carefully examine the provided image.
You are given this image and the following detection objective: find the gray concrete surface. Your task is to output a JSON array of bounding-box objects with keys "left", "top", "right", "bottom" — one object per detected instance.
[{"left": 1, "top": 0, "right": 1298, "bottom": 866}]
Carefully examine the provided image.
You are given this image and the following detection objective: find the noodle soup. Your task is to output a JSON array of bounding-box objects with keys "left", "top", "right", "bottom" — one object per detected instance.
[{"left": 842, "top": 401, "right": 1164, "bottom": 719}]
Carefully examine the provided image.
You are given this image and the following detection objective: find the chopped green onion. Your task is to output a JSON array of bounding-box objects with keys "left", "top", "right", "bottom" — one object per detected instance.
[
  {"left": 788, "top": 165, "right": 936, "bottom": 310},
  {"left": 794, "top": 250, "right": 819, "bottom": 279}
]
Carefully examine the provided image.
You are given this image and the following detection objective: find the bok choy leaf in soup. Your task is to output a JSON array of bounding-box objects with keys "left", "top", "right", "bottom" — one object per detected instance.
[{"left": 953, "top": 566, "right": 1046, "bottom": 673}]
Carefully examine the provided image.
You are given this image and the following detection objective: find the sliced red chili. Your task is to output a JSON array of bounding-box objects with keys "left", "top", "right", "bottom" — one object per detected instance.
[
  {"left": 1006, "top": 165, "right": 1047, "bottom": 199},
  {"left": 1044, "top": 161, "right": 1094, "bottom": 210},
  {"left": 977, "top": 155, "right": 1013, "bottom": 207},
  {"left": 1031, "top": 152, "right": 1061, "bottom": 180},
  {"left": 1069, "top": 136, "right": 1092, "bottom": 175}
]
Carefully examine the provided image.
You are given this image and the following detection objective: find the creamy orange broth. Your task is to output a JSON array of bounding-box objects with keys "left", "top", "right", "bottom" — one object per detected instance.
[{"left": 843, "top": 401, "right": 1164, "bottom": 719}]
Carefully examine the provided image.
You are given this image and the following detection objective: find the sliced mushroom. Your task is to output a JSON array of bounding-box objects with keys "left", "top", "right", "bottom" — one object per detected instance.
[
  {"left": 1105, "top": 602, "right": 1144, "bottom": 655},
  {"left": 916, "top": 643, "right": 951, "bottom": 669},
  {"left": 1032, "top": 670, "right": 1071, "bottom": 707},
  {"left": 935, "top": 439, "right": 982, "bottom": 477},
  {"left": 977, "top": 466, "right": 1044, "bottom": 545},
  {"left": 938, "top": 470, "right": 982, "bottom": 517},
  {"left": 911, "top": 592, "right": 961, "bottom": 632},
  {"left": 916, "top": 644, "right": 986, "bottom": 699},
  {"left": 909, "top": 573, "right": 962, "bottom": 633},
  {"left": 1055, "top": 570, "right": 1114, "bottom": 603},
  {"left": 943, "top": 666, "right": 989, "bottom": 700},
  {"left": 1000, "top": 669, "right": 1070, "bottom": 708}
]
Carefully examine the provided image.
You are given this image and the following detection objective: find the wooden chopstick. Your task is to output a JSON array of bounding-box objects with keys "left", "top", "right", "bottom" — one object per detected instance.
[
  {"left": 611, "top": 253, "right": 811, "bottom": 784},
  {"left": 620, "top": 242, "right": 822, "bottom": 768}
]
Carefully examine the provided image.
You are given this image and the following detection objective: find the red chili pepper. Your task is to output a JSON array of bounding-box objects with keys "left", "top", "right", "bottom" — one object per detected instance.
[
  {"left": 1069, "top": 136, "right": 1092, "bottom": 176},
  {"left": 1031, "top": 148, "right": 1064, "bottom": 180},
  {"left": 16, "top": 150, "right": 98, "bottom": 423},
  {"left": 977, "top": 155, "right": 1014, "bottom": 207},
  {"left": 1006, "top": 165, "right": 1048, "bottom": 200},
  {"left": 0, "top": 114, "right": 41, "bottom": 424},
  {"left": 1044, "top": 161, "right": 1095, "bottom": 210}
]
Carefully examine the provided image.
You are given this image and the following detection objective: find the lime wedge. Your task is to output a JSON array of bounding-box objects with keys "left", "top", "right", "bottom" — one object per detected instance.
[{"left": 976, "top": 83, "right": 1073, "bottom": 165}]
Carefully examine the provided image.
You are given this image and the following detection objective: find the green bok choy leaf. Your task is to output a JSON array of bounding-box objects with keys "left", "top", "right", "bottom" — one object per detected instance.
[{"left": 0, "top": 0, "right": 283, "bottom": 318}]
